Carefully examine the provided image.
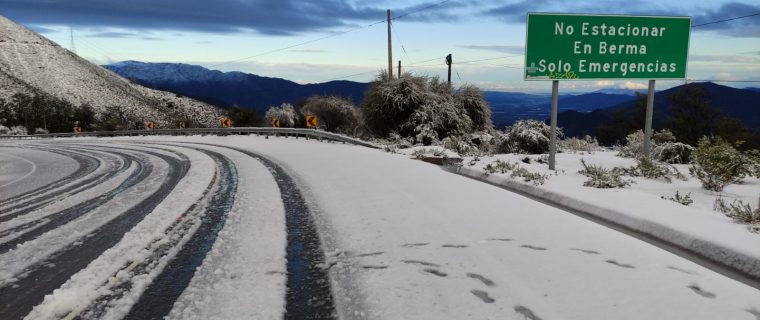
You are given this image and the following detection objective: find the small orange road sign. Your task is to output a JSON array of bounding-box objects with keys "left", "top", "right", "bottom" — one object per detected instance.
[
  {"left": 177, "top": 121, "right": 186, "bottom": 129},
  {"left": 74, "top": 126, "right": 82, "bottom": 133},
  {"left": 306, "top": 115, "right": 318, "bottom": 128},
  {"left": 221, "top": 118, "right": 232, "bottom": 128},
  {"left": 272, "top": 119, "right": 281, "bottom": 128},
  {"left": 146, "top": 122, "right": 155, "bottom": 129}
]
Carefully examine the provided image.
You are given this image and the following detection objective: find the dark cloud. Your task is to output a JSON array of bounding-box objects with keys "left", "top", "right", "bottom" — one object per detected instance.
[
  {"left": 483, "top": 0, "right": 760, "bottom": 37},
  {"left": 457, "top": 45, "right": 524, "bottom": 54},
  {"left": 1, "top": 0, "right": 461, "bottom": 37},
  {"left": 27, "top": 25, "right": 57, "bottom": 34}
]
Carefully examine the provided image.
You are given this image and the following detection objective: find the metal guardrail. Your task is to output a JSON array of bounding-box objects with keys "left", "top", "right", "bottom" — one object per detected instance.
[{"left": 0, "top": 127, "right": 380, "bottom": 149}]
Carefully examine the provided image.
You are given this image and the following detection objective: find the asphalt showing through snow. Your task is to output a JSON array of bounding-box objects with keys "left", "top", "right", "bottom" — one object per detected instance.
[{"left": 0, "top": 141, "right": 336, "bottom": 320}]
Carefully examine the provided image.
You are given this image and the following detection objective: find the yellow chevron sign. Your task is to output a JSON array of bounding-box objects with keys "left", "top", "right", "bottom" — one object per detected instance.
[
  {"left": 272, "top": 119, "right": 281, "bottom": 128},
  {"left": 306, "top": 115, "right": 318, "bottom": 128}
]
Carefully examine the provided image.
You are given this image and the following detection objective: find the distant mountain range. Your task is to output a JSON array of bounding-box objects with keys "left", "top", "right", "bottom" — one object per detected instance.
[
  {"left": 104, "top": 61, "right": 368, "bottom": 113},
  {"left": 557, "top": 82, "right": 760, "bottom": 139},
  {"left": 104, "top": 61, "right": 643, "bottom": 127},
  {"left": 0, "top": 16, "right": 221, "bottom": 129}
]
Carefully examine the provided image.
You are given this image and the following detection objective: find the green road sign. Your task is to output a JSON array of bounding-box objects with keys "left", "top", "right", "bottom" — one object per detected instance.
[{"left": 525, "top": 13, "right": 690, "bottom": 80}]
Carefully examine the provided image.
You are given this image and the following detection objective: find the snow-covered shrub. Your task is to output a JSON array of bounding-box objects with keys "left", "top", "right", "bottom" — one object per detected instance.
[
  {"left": 361, "top": 72, "right": 492, "bottom": 142},
  {"left": 411, "top": 148, "right": 446, "bottom": 159},
  {"left": 652, "top": 129, "right": 677, "bottom": 144},
  {"left": 10, "top": 125, "right": 27, "bottom": 135},
  {"left": 714, "top": 197, "right": 760, "bottom": 227},
  {"left": 653, "top": 142, "right": 694, "bottom": 164},
  {"left": 617, "top": 131, "right": 645, "bottom": 158},
  {"left": 560, "top": 135, "right": 600, "bottom": 153},
  {"left": 455, "top": 85, "right": 492, "bottom": 131},
  {"left": 482, "top": 159, "right": 548, "bottom": 185},
  {"left": 34, "top": 128, "right": 49, "bottom": 134},
  {"left": 0, "top": 124, "right": 9, "bottom": 135},
  {"left": 264, "top": 103, "right": 296, "bottom": 128},
  {"left": 661, "top": 191, "right": 693, "bottom": 206},
  {"left": 690, "top": 137, "right": 754, "bottom": 192},
  {"left": 510, "top": 167, "right": 550, "bottom": 186},
  {"left": 578, "top": 159, "right": 631, "bottom": 188},
  {"left": 442, "top": 135, "right": 479, "bottom": 156},
  {"left": 504, "top": 120, "right": 563, "bottom": 154},
  {"left": 300, "top": 95, "right": 360, "bottom": 134},
  {"left": 483, "top": 160, "right": 519, "bottom": 175},
  {"left": 619, "top": 157, "right": 676, "bottom": 183}
]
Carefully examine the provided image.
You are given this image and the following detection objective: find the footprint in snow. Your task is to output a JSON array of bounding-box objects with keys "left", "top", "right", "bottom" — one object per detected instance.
[
  {"left": 402, "top": 259, "right": 440, "bottom": 267},
  {"left": 470, "top": 290, "right": 495, "bottom": 303},
  {"left": 520, "top": 245, "right": 547, "bottom": 251},
  {"left": 442, "top": 244, "right": 468, "bottom": 248},
  {"left": 423, "top": 268, "right": 447, "bottom": 277},
  {"left": 361, "top": 265, "right": 388, "bottom": 270},
  {"left": 569, "top": 248, "right": 600, "bottom": 255},
  {"left": 605, "top": 259, "right": 635, "bottom": 269},
  {"left": 466, "top": 273, "right": 495, "bottom": 287},
  {"left": 402, "top": 242, "right": 429, "bottom": 248},
  {"left": 355, "top": 251, "right": 384, "bottom": 258},
  {"left": 688, "top": 284, "right": 716, "bottom": 299},
  {"left": 514, "top": 305, "right": 543, "bottom": 320},
  {"left": 666, "top": 266, "right": 694, "bottom": 275}
]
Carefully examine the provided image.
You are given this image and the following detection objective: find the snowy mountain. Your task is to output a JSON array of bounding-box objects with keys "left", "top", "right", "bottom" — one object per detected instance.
[{"left": 0, "top": 15, "right": 222, "bottom": 128}]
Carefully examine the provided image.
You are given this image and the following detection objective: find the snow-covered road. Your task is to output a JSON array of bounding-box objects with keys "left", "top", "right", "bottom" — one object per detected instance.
[{"left": 0, "top": 137, "right": 758, "bottom": 320}]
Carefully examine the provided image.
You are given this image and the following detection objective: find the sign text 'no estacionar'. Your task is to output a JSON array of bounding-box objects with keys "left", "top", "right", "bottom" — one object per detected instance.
[{"left": 525, "top": 13, "right": 690, "bottom": 80}]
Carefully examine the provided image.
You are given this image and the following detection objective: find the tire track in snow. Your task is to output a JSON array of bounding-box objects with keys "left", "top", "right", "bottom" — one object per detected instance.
[
  {"left": 0, "top": 146, "right": 189, "bottom": 320},
  {"left": 0, "top": 147, "right": 99, "bottom": 207},
  {"left": 0, "top": 149, "right": 147, "bottom": 254},
  {"left": 164, "top": 142, "right": 337, "bottom": 319},
  {"left": 0, "top": 148, "right": 132, "bottom": 231},
  {"left": 124, "top": 148, "right": 237, "bottom": 320}
]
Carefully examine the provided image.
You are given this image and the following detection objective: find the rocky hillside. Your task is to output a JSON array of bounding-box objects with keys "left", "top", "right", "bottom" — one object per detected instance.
[{"left": 0, "top": 15, "right": 222, "bottom": 129}]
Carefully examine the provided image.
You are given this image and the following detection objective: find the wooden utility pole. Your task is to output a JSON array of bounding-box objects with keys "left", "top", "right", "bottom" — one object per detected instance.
[
  {"left": 387, "top": 9, "right": 393, "bottom": 79},
  {"left": 445, "top": 54, "right": 452, "bottom": 88},
  {"left": 398, "top": 60, "right": 401, "bottom": 79}
]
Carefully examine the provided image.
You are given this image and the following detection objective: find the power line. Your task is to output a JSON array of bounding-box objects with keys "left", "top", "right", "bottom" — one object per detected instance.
[
  {"left": 391, "top": 23, "right": 412, "bottom": 63},
  {"left": 208, "top": 0, "right": 452, "bottom": 69},
  {"left": 692, "top": 12, "right": 760, "bottom": 27}
]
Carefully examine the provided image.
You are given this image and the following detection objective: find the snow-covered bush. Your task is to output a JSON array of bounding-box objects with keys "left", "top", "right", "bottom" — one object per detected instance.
[
  {"left": 300, "top": 95, "right": 360, "bottom": 134},
  {"left": 652, "top": 129, "right": 677, "bottom": 144},
  {"left": 560, "top": 135, "right": 600, "bottom": 153},
  {"left": 661, "top": 191, "right": 693, "bottom": 206},
  {"left": 483, "top": 159, "right": 548, "bottom": 185},
  {"left": 617, "top": 131, "right": 646, "bottom": 158},
  {"left": 653, "top": 142, "right": 694, "bottom": 164},
  {"left": 10, "top": 125, "right": 27, "bottom": 135},
  {"left": 455, "top": 85, "right": 492, "bottom": 131},
  {"left": 690, "top": 137, "right": 754, "bottom": 192},
  {"left": 619, "top": 157, "right": 676, "bottom": 183},
  {"left": 578, "top": 159, "right": 631, "bottom": 188},
  {"left": 442, "top": 135, "right": 479, "bottom": 156},
  {"left": 483, "top": 160, "right": 519, "bottom": 175},
  {"left": 510, "top": 167, "right": 550, "bottom": 186},
  {"left": 264, "top": 103, "right": 296, "bottom": 128},
  {"left": 34, "top": 128, "right": 49, "bottom": 134},
  {"left": 361, "top": 72, "right": 491, "bottom": 143},
  {"left": 503, "top": 120, "right": 562, "bottom": 154},
  {"left": 714, "top": 197, "right": 760, "bottom": 227}
]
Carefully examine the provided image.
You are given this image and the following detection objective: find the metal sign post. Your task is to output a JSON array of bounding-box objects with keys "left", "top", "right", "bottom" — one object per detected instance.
[
  {"left": 549, "top": 80, "right": 559, "bottom": 170},
  {"left": 643, "top": 80, "right": 656, "bottom": 157}
]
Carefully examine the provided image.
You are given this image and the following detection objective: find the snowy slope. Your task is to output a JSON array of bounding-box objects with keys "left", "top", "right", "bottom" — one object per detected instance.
[{"left": 0, "top": 16, "right": 222, "bottom": 128}]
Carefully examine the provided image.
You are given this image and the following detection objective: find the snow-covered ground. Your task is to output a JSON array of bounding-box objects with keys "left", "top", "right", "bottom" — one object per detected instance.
[{"left": 1, "top": 136, "right": 758, "bottom": 320}]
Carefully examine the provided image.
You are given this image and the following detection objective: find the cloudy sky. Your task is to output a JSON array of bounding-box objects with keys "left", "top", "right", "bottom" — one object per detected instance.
[{"left": 2, "top": 0, "right": 759, "bottom": 92}]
